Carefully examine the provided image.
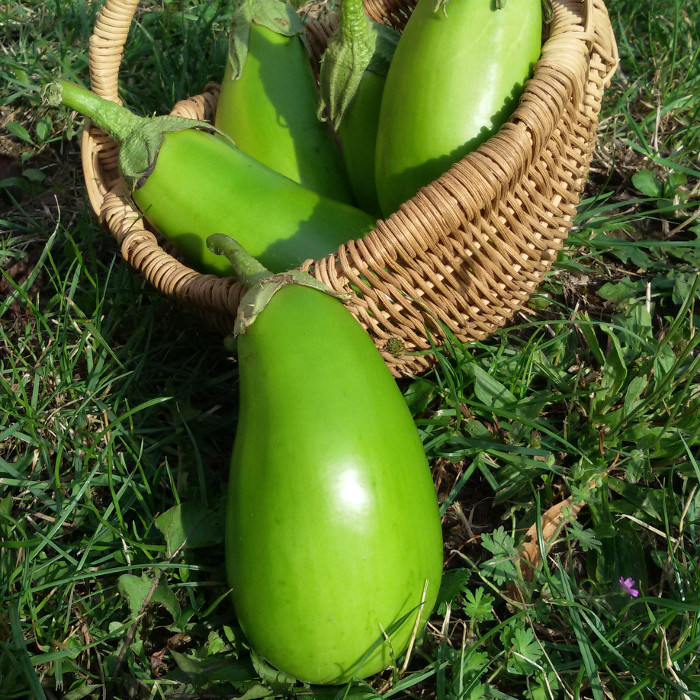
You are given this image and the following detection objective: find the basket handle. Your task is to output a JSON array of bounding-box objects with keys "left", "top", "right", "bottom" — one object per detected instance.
[{"left": 88, "top": 0, "right": 140, "bottom": 103}]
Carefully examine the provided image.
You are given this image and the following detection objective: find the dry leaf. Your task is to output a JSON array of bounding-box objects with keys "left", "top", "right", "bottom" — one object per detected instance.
[
  {"left": 150, "top": 647, "right": 168, "bottom": 676},
  {"left": 519, "top": 495, "right": 585, "bottom": 581},
  {"left": 506, "top": 494, "right": 586, "bottom": 601}
]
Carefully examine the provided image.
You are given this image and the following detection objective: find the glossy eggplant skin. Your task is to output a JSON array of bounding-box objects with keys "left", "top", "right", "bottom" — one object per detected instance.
[
  {"left": 374, "top": 0, "right": 542, "bottom": 216},
  {"left": 132, "top": 130, "right": 375, "bottom": 274},
  {"left": 225, "top": 284, "right": 443, "bottom": 684}
]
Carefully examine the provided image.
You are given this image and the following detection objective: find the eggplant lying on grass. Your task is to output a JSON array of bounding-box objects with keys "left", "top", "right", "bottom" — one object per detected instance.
[{"left": 207, "top": 233, "right": 444, "bottom": 684}]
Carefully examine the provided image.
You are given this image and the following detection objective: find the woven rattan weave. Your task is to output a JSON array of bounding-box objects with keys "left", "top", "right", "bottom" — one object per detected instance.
[{"left": 80, "top": 0, "right": 618, "bottom": 376}]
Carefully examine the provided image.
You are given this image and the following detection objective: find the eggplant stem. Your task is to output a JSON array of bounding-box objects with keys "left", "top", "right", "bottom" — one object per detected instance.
[
  {"left": 45, "top": 80, "right": 140, "bottom": 143},
  {"left": 206, "top": 234, "right": 271, "bottom": 287}
]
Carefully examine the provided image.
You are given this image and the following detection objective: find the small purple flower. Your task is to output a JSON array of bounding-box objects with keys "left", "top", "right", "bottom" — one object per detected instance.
[{"left": 619, "top": 576, "right": 640, "bottom": 598}]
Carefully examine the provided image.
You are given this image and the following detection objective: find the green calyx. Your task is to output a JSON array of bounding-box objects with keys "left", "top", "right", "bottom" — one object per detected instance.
[
  {"left": 541, "top": 0, "right": 553, "bottom": 22},
  {"left": 318, "top": 0, "right": 398, "bottom": 130},
  {"left": 44, "top": 80, "right": 215, "bottom": 190},
  {"left": 118, "top": 115, "right": 214, "bottom": 190},
  {"left": 206, "top": 234, "right": 350, "bottom": 336},
  {"left": 227, "top": 0, "right": 304, "bottom": 81}
]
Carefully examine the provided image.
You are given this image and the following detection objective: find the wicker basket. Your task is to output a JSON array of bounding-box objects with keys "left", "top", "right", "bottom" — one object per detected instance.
[{"left": 80, "top": 0, "right": 618, "bottom": 376}]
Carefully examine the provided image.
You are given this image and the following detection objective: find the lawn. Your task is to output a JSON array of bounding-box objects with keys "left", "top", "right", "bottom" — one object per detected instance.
[{"left": 1, "top": 0, "right": 699, "bottom": 698}]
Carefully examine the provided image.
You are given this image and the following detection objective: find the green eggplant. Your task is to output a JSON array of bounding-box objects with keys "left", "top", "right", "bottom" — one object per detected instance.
[
  {"left": 374, "top": 0, "right": 543, "bottom": 216},
  {"left": 46, "top": 81, "right": 374, "bottom": 274},
  {"left": 207, "top": 233, "right": 443, "bottom": 685},
  {"left": 215, "top": 0, "right": 355, "bottom": 204},
  {"left": 318, "top": 0, "right": 399, "bottom": 217}
]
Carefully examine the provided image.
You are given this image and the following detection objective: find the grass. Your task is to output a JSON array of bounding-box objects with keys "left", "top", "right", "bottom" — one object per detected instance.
[{"left": 1, "top": 0, "right": 699, "bottom": 697}]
